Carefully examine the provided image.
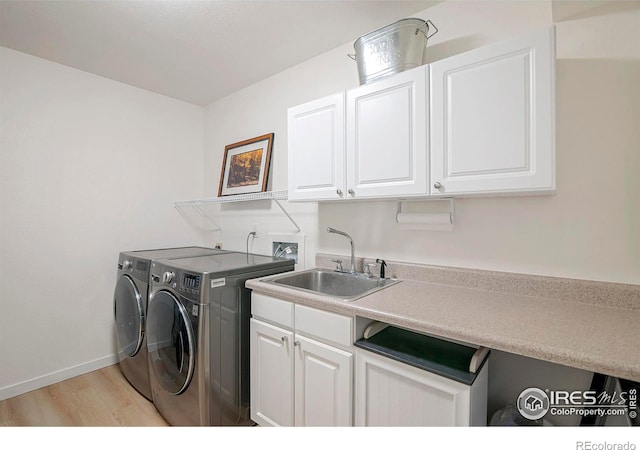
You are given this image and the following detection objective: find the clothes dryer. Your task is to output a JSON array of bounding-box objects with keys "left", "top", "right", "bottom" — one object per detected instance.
[
  {"left": 114, "top": 246, "right": 226, "bottom": 401},
  {"left": 147, "top": 252, "right": 294, "bottom": 426}
]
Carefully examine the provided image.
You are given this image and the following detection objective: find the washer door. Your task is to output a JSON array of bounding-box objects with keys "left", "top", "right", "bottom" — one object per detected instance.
[
  {"left": 147, "top": 290, "right": 196, "bottom": 395},
  {"left": 114, "top": 275, "right": 144, "bottom": 358}
]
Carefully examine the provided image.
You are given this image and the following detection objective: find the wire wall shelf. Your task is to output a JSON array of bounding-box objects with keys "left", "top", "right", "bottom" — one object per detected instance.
[{"left": 174, "top": 190, "right": 300, "bottom": 232}]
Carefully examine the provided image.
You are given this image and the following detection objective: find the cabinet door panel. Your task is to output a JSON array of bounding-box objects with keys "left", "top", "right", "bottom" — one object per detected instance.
[
  {"left": 447, "top": 54, "right": 529, "bottom": 174},
  {"left": 430, "top": 27, "right": 555, "bottom": 195},
  {"left": 250, "top": 319, "right": 294, "bottom": 426},
  {"left": 288, "top": 93, "right": 345, "bottom": 201},
  {"left": 294, "top": 335, "right": 352, "bottom": 426},
  {"left": 347, "top": 66, "right": 428, "bottom": 198},
  {"left": 355, "top": 349, "right": 470, "bottom": 426}
]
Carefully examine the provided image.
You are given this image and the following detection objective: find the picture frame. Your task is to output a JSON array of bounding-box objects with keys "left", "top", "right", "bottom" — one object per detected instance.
[{"left": 218, "top": 133, "right": 274, "bottom": 197}]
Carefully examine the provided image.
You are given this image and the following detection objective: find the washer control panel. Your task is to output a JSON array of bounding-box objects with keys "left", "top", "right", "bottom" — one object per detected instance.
[
  {"left": 180, "top": 272, "right": 201, "bottom": 296},
  {"left": 151, "top": 262, "right": 202, "bottom": 302}
]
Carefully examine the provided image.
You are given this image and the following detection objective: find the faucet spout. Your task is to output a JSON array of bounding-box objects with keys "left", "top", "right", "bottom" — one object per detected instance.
[{"left": 327, "top": 227, "right": 356, "bottom": 273}]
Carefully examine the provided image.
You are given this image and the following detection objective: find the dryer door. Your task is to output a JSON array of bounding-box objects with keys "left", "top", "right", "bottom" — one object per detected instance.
[
  {"left": 147, "top": 290, "right": 196, "bottom": 395},
  {"left": 114, "top": 274, "right": 144, "bottom": 359}
]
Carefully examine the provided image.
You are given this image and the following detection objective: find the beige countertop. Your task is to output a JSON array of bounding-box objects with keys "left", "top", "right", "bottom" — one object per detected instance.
[{"left": 246, "top": 256, "right": 640, "bottom": 382}]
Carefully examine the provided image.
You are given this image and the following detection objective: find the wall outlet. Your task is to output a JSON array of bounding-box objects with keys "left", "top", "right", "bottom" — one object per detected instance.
[{"left": 214, "top": 243, "right": 222, "bottom": 249}]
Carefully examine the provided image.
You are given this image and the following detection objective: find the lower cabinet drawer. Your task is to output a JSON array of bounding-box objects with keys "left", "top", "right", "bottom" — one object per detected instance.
[
  {"left": 252, "top": 293, "right": 294, "bottom": 328},
  {"left": 294, "top": 304, "right": 353, "bottom": 347}
]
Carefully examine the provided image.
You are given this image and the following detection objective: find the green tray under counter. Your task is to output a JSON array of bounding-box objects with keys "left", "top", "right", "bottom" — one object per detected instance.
[{"left": 355, "top": 325, "right": 489, "bottom": 386}]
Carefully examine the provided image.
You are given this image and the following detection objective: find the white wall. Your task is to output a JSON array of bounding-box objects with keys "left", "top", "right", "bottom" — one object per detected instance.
[
  {"left": 203, "top": 0, "right": 639, "bottom": 284},
  {"left": 0, "top": 47, "right": 204, "bottom": 399}
]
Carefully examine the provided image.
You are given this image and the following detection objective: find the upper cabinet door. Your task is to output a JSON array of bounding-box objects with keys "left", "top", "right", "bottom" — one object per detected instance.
[
  {"left": 430, "top": 27, "right": 556, "bottom": 196},
  {"left": 346, "top": 66, "right": 428, "bottom": 199},
  {"left": 287, "top": 93, "right": 346, "bottom": 201}
]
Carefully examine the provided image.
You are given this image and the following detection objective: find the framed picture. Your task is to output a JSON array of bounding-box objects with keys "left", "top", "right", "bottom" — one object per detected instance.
[{"left": 218, "top": 133, "right": 274, "bottom": 197}]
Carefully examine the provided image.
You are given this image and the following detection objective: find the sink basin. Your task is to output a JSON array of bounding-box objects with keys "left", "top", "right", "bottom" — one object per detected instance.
[{"left": 262, "top": 268, "right": 399, "bottom": 301}]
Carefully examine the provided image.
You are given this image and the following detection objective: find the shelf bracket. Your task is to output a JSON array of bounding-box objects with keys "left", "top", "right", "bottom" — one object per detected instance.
[
  {"left": 272, "top": 197, "right": 301, "bottom": 233},
  {"left": 174, "top": 190, "right": 299, "bottom": 233},
  {"left": 174, "top": 202, "right": 222, "bottom": 231}
]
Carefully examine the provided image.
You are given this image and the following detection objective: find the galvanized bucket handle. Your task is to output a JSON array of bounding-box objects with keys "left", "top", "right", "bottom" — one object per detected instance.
[{"left": 417, "top": 19, "right": 438, "bottom": 43}]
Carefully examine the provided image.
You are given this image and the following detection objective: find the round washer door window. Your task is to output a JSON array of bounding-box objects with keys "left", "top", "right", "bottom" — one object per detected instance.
[
  {"left": 114, "top": 275, "right": 144, "bottom": 358},
  {"left": 147, "top": 290, "right": 196, "bottom": 395}
]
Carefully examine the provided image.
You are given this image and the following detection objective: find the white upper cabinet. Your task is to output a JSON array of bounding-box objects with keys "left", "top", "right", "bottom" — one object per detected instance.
[
  {"left": 430, "top": 27, "right": 556, "bottom": 196},
  {"left": 346, "top": 66, "right": 428, "bottom": 199},
  {"left": 287, "top": 27, "right": 555, "bottom": 201},
  {"left": 288, "top": 92, "right": 345, "bottom": 201},
  {"left": 287, "top": 66, "right": 428, "bottom": 201}
]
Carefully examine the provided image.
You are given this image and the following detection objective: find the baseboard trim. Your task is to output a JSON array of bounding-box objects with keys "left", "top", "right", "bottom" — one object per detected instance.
[{"left": 0, "top": 354, "right": 118, "bottom": 401}]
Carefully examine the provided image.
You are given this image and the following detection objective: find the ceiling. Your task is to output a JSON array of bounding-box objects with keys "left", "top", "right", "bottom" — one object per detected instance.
[{"left": 0, "top": 0, "right": 436, "bottom": 105}]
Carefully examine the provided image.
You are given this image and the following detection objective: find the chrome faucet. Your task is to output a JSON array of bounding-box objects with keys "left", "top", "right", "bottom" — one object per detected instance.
[{"left": 327, "top": 227, "right": 356, "bottom": 274}]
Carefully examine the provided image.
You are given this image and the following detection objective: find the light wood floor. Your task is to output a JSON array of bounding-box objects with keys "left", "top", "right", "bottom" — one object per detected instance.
[{"left": 0, "top": 365, "right": 168, "bottom": 426}]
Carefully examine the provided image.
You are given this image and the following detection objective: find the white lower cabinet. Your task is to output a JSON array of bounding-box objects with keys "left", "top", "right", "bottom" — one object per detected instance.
[
  {"left": 357, "top": 349, "right": 463, "bottom": 426},
  {"left": 250, "top": 293, "right": 489, "bottom": 427},
  {"left": 294, "top": 334, "right": 352, "bottom": 426},
  {"left": 355, "top": 347, "right": 488, "bottom": 427},
  {"left": 250, "top": 318, "right": 294, "bottom": 427},
  {"left": 250, "top": 293, "right": 353, "bottom": 426}
]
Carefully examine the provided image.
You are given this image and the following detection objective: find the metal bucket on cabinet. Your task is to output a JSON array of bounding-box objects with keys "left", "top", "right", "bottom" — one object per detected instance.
[{"left": 349, "top": 18, "right": 438, "bottom": 85}]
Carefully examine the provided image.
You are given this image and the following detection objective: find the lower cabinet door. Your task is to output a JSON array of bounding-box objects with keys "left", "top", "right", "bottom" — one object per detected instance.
[
  {"left": 355, "top": 348, "right": 472, "bottom": 426},
  {"left": 294, "top": 334, "right": 353, "bottom": 426},
  {"left": 250, "top": 318, "right": 294, "bottom": 426}
]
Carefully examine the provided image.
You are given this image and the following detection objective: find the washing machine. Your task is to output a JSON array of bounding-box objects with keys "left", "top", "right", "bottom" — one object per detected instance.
[
  {"left": 147, "top": 252, "right": 294, "bottom": 426},
  {"left": 113, "top": 246, "right": 227, "bottom": 401}
]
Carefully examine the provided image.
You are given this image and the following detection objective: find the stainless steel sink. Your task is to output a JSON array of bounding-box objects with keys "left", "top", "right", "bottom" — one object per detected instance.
[{"left": 261, "top": 268, "right": 399, "bottom": 301}]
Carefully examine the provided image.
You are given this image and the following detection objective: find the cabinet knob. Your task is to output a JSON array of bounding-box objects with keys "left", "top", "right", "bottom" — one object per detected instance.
[
  {"left": 348, "top": 189, "right": 355, "bottom": 196},
  {"left": 281, "top": 336, "right": 288, "bottom": 343},
  {"left": 336, "top": 189, "right": 343, "bottom": 197},
  {"left": 294, "top": 341, "right": 300, "bottom": 347},
  {"left": 433, "top": 182, "right": 443, "bottom": 190}
]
